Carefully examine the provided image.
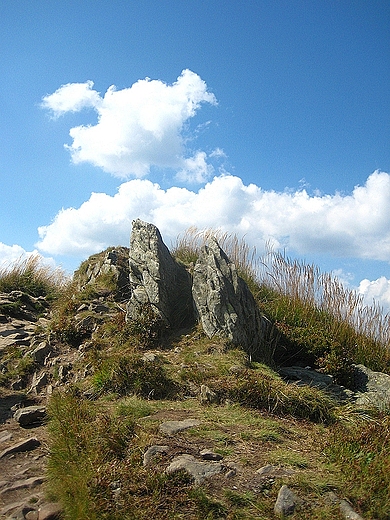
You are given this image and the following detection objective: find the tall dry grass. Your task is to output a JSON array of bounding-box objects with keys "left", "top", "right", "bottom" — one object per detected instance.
[
  {"left": 0, "top": 255, "right": 68, "bottom": 298},
  {"left": 173, "top": 229, "right": 390, "bottom": 373},
  {"left": 258, "top": 248, "right": 390, "bottom": 372},
  {"left": 172, "top": 227, "right": 258, "bottom": 290}
]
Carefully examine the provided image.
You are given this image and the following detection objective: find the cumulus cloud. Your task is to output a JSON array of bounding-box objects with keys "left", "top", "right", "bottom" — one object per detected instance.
[
  {"left": 42, "top": 70, "right": 217, "bottom": 179},
  {"left": 37, "top": 170, "right": 390, "bottom": 264},
  {"left": 41, "top": 80, "right": 101, "bottom": 117},
  {"left": 359, "top": 277, "right": 390, "bottom": 313},
  {"left": 0, "top": 243, "right": 55, "bottom": 270}
]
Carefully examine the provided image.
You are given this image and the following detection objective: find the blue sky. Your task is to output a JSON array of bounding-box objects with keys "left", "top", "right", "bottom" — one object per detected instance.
[{"left": 1, "top": 1, "right": 390, "bottom": 310}]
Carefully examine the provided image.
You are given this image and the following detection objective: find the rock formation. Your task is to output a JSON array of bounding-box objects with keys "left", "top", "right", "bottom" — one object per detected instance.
[
  {"left": 126, "top": 219, "right": 195, "bottom": 329},
  {"left": 126, "top": 220, "right": 268, "bottom": 359},
  {"left": 192, "top": 237, "right": 267, "bottom": 359},
  {"left": 74, "top": 246, "right": 131, "bottom": 300}
]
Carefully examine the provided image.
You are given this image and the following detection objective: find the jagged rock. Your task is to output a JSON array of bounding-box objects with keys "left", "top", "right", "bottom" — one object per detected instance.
[
  {"left": 14, "top": 406, "right": 46, "bottom": 426},
  {"left": 143, "top": 445, "right": 169, "bottom": 466},
  {"left": 0, "top": 291, "right": 46, "bottom": 322},
  {"left": 274, "top": 485, "right": 301, "bottom": 516},
  {"left": 327, "top": 492, "right": 364, "bottom": 520},
  {"left": 10, "top": 379, "right": 25, "bottom": 391},
  {"left": 31, "top": 342, "right": 52, "bottom": 365},
  {"left": 0, "top": 323, "right": 32, "bottom": 351},
  {"left": 0, "top": 476, "right": 44, "bottom": 495},
  {"left": 126, "top": 219, "right": 195, "bottom": 329},
  {"left": 159, "top": 419, "right": 200, "bottom": 435},
  {"left": 0, "top": 438, "right": 40, "bottom": 458},
  {"left": 142, "top": 352, "right": 158, "bottom": 362},
  {"left": 74, "top": 246, "right": 131, "bottom": 300},
  {"left": 192, "top": 237, "right": 267, "bottom": 359},
  {"left": 353, "top": 364, "right": 390, "bottom": 409},
  {"left": 0, "top": 431, "right": 13, "bottom": 444},
  {"left": 166, "top": 454, "right": 225, "bottom": 484},
  {"left": 28, "top": 372, "right": 49, "bottom": 395}
]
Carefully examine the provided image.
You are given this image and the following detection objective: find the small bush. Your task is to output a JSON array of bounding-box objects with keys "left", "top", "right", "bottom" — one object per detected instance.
[
  {"left": 92, "top": 353, "right": 179, "bottom": 399},
  {"left": 126, "top": 304, "right": 167, "bottom": 349},
  {"left": 0, "top": 347, "right": 35, "bottom": 387}
]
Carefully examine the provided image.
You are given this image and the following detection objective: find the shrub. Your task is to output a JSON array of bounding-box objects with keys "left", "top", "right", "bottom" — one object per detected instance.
[
  {"left": 92, "top": 353, "right": 178, "bottom": 399},
  {"left": 125, "top": 304, "right": 167, "bottom": 349}
]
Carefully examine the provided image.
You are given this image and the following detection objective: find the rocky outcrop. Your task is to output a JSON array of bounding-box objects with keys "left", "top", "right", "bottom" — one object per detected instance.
[
  {"left": 352, "top": 364, "right": 390, "bottom": 409},
  {"left": 192, "top": 237, "right": 267, "bottom": 359},
  {"left": 74, "top": 246, "right": 131, "bottom": 300},
  {"left": 126, "top": 221, "right": 269, "bottom": 358},
  {"left": 126, "top": 220, "right": 195, "bottom": 329},
  {"left": 279, "top": 366, "right": 354, "bottom": 401}
]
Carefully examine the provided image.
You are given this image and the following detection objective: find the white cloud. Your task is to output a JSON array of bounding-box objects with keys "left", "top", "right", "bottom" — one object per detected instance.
[
  {"left": 42, "top": 70, "right": 217, "bottom": 180},
  {"left": 0, "top": 243, "right": 56, "bottom": 270},
  {"left": 359, "top": 277, "right": 390, "bottom": 313},
  {"left": 37, "top": 170, "right": 390, "bottom": 264},
  {"left": 41, "top": 80, "right": 101, "bottom": 117}
]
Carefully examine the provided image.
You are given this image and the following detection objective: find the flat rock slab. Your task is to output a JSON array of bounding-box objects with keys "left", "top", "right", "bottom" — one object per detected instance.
[
  {"left": 14, "top": 406, "right": 46, "bottom": 426},
  {"left": 0, "top": 437, "right": 41, "bottom": 458},
  {"left": 28, "top": 502, "right": 63, "bottom": 520},
  {"left": 0, "top": 431, "right": 13, "bottom": 444},
  {"left": 199, "top": 449, "right": 223, "bottom": 461},
  {"left": 159, "top": 419, "right": 200, "bottom": 435},
  {"left": 166, "top": 454, "right": 225, "bottom": 484},
  {"left": 0, "top": 476, "right": 45, "bottom": 495}
]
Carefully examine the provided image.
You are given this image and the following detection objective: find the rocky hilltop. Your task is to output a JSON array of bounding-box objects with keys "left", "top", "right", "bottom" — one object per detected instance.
[{"left": 0, "top": 220, "right": 389, "bottom": 519}]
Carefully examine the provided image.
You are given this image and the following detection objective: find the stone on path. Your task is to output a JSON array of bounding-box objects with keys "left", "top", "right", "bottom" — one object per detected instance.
[
  {"left": 0, "top": 437, "right": 41, "bottom": 459},
  {"left": 274, "top": 485, "right": 301, "bottom": 516},
  {"left": 257, "top": 465, "right": 296, "bottom": 478},
  {"left": 166, "top": 454, "right": 225, "bottom": 484},
  {"left": 0, "top": 476, "right": 44, "bottom": 495},
  {"left": 159, "top": 418, "right": 200, "bottom": 435},
  {"left": 13, "top": 406, "right": 46, "bottom": 426},
  {"left": 353, "top": 364, "right": 390, "bottom": 409},
  {"left": 199, "top": 449, "right": 223, "bottom": 461},
  {"left": 143, "top": 445, "right": 169, "bottom": 466}
]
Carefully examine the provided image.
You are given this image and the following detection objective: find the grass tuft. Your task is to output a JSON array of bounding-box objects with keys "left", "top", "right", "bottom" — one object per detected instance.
[{"left": 0, "top": 255, "right": 68, "bottom": 298}]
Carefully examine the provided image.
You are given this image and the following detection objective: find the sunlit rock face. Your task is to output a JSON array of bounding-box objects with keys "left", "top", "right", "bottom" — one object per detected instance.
[
  {"left": 126, "top": 219, "right": 195, "bottom": 329},
  {"left": 192, "top": 237, "right": 267, "bottom": 359}
]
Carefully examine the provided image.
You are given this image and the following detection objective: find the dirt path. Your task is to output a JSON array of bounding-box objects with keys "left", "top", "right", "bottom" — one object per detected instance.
[{"left": 0, "top": 392, "right": 59, "bottom": 520}]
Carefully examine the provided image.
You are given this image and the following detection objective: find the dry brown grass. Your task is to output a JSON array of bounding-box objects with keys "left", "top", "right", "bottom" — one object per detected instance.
[{"left": 0, "top": 254, "right": 68, "bottom": 298}]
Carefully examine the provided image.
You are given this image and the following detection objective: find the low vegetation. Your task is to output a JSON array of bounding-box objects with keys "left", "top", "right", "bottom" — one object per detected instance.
[
  {"left": 0, "top": 254, "right": 68, "bottom": 299},
  {"left": 1, "top": 235, "right": 390, "bottom": 519}
]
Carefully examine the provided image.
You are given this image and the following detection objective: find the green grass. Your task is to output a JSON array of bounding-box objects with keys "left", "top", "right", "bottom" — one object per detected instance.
[
  {"left": 257, "top": 249, "right": 390, "bottom": 376},
  {"left": 3, "top": 233, "right": 387, "bottom": 519},
  {"left": 325, "top": 413, "right": 390, "bottom": 519}
]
